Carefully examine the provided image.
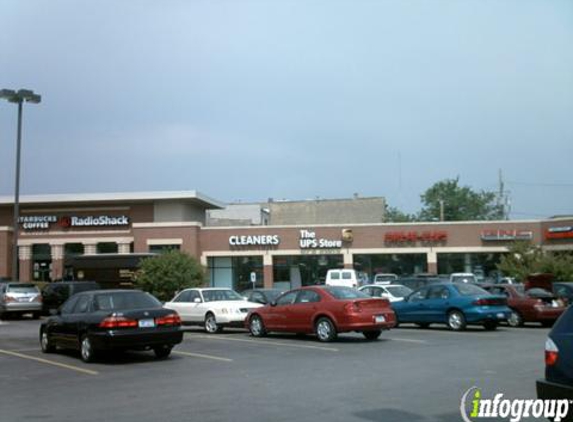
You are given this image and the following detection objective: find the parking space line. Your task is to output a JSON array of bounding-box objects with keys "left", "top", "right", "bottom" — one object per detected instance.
[
  {"left": 389, "top": 338, "right": 428, "bottom": 344},
  {"left": 0, "top": 349, "right": 99, "bottom": 376},
  {"left": 173, "top": 350, "right": 233, "bottom": 362},
  {"left": 187, "top": 334, "right": 339, "bottom": 352}
]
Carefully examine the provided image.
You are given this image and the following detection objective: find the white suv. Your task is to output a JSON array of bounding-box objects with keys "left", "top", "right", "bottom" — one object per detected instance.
[{"left": 325, "top": 269, "right": 359, "bottom": 288}]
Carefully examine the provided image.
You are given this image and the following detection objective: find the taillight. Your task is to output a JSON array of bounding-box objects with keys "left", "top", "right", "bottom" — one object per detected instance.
[
  {"left": 33, "top": 296, "right": 42, "bottom": 303},
  {"left": 344, "top": 302, "right": 361, "bottom": 313},
  {"left": 3, "top": 294, "right": 16, "bottom": 303},
  {"left": 156, "top": 313, "right": 182, "bottom": 327},
  {"left": 99, "top": 316, "right": 138, "bottom": 329},
  {"left": 473, "top": 298, "right": 501, "bottom": 306},
  {"left": 545, "top": 337, "right": 559, "bottom": 366}
]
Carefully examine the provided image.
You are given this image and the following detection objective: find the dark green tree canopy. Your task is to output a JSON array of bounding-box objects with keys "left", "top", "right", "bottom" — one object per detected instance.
[
  {"left": 418, "top": 177, "right": 503, "bottom": 221},
  {"left": 134, "top": 250, "right": 205, "bottom": 302}
]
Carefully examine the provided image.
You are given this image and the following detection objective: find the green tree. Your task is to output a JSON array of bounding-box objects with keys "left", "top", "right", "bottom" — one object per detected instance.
[
  {"left": 497, "top": 241, "right": 573, "bottom": 281},
  {"left": 385, "top": 205, "right": 416, "bottom": 222},
  {"left": 134, "top": 250, "right": 205, "bottom": 301},
  {"left": 418, "top": 177, "right": 503, "bottom": 221}
]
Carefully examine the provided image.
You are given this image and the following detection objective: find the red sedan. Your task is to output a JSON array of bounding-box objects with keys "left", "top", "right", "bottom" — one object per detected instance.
[
  {"left": 245, "top": 286, "right": 396, "bottom": 342},
  {"left": 483, "top": 284, "right": 566, "bottom": 327}
]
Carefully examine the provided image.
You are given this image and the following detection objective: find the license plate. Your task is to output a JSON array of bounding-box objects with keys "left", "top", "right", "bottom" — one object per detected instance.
[
  {"left": 138, "top": 319, "right": 156, "bottom": 328},
  {"left": 497, "top": 313, "right": 505, "bottom": 319},
  {"left": 375, "top": 315, "right": 386, "bottom": 323},
  {"left": 18, "top": 297, "right": 31, "bottom": 302}
]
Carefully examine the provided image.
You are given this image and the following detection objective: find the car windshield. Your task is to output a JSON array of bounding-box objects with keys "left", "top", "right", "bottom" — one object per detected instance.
[
  {"left": 326, "top": 287, "right": 371, "bottom": 300},
  {"left": 453, "top": 284, "right": 489, "bottom": 296},
  {"left": 202, "top": 289, "right": 243, "bottom": 302},
  {"left": 385, "top": 285, "right": 413, "bottom": 298},
  {"left": 7, "top": 284, "right": 38, "bottom": 293},
  {"left": 93, "top": 292, "right": 162, "bottom": 311},
  {"left": 264, "top": 290, "right": 284, "bottom": 301}
]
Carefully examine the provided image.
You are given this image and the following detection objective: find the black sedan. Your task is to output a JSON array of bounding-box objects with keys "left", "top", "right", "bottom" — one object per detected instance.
[{"left": 39, "top": 290, "right": 183, "bottom": 362}]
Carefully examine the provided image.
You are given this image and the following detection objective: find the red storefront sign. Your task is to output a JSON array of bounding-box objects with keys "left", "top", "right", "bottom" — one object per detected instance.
[
  {"left": 384, "top": 231, "right": 447, "bottom": 244},
  {"left": 545, "top": 226, "right": 573, "bottom": 240}
]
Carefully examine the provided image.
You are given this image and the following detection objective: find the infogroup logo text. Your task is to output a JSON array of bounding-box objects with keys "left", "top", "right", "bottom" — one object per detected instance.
[{"left": 460, "top": 386, "right": 571, "bottom": 422}]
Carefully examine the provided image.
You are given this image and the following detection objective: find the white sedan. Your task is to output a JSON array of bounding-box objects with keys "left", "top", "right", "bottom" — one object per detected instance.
[
  {"left": 358, "top": 284, "right": 413, "bottom": 302},
  {"left": 164, "top": 288, "right": 263, "bottom": 333}
]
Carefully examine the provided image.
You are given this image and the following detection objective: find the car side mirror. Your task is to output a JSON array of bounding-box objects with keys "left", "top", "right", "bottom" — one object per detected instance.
[
  {"left": 270, "top": 301, "right": 277, "bottom": 307},
  {"left": 193, "top": 298, "right": 201, "bottom": 304}
]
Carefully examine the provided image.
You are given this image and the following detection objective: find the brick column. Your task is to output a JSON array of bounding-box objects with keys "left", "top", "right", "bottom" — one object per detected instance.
[
  {"left": 18, "top": 245, "right": 32, "bottom": 282},
  {"left": 51, "top": 244, "right": 64, "bottom": 281},
  {"left": 263, "top": 254, "right": 274, "bottom": 288},
  {"left": 83, "top": 242, "right": 97, "bottom": 255},
  {"left": 427, "top": 251, "right": 438, "bottom": 274},
  {"left": 343, "top": 251, "right": 354, "bottom": 269},
  {"left": 118, "top": 242, "right": 131, "bottom": 254}
]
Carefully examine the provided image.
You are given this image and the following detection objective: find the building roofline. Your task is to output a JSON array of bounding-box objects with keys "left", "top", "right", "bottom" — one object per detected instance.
[{"left": 0, "top": 191, "right": 225, "bottom": 209}]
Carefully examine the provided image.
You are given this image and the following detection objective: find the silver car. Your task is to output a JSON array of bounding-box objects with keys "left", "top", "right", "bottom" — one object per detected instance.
[{"left": 0, "top": 282, "right": 42, "bottom": 319}]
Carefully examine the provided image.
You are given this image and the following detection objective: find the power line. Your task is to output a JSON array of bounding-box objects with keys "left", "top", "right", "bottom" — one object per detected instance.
[{"left": 507, "top": 181, "right": 573, "bottom": 188}]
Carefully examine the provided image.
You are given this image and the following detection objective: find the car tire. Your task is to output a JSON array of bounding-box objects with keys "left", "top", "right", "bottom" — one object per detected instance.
[
  {"left": 154, "top": 345, "right": 173, "bottom": 359},
  {"left": 315, "top": 317, "right": 337, "bottom": 342},
  {"left": 80, "top": 334, "right": 96, "bottom": 363},
  {"left": 447, "top": 310, "right": 467, "bottom": 331},
  {"left": 40, "top": 329, "right": 55, "bottom": 353},
  {"left": 204, "top": 313, "right": 223, "bottom": 334},
  {"left": 363, "top": 330, "right": 382, "bottom": 341},
  {"left": 483, "top": 321, "right": 498, "bottom": 331},
  {"left": 416, "top": 323, "right": 430, "bottom": 329},
  {"left": 249, "top": 315, "right": 267, "bottom": 337},
  {"left": 507, "top": 310, "right": 524, "bottom": 327}
]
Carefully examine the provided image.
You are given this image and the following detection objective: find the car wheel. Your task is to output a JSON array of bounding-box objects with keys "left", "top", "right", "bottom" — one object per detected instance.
[
  {"left": 80, "top": 334, "right": 96, "bottom": 363},
  {"left": 249, "top": 315, "right": 267, "bottom": 337},
  {"left": 447, "top": 310, "right": 467, "bottom": 331},
  {"left": 363, "top": 330, "right": 382, "bottom": 341},
  {"left": 416, "top": 323, "right": 430, "bottom": 329},
  {"left": 483, "top": 321, "right": 498, "bottom": 331},
  {"left": 154, "top": 345, "right": 173, "bottom": 359},
  {"left": 315, "top": 317, "right": 337, "bottom": 342},
  {"left": 40, "top": 329, "right": 55, "bottom": 353},
  {"left": 204, "top": 313, "right": 223, "bottom": 334},
  {"left": 507, "top": 310, "right": 523, "bottom": 327}
]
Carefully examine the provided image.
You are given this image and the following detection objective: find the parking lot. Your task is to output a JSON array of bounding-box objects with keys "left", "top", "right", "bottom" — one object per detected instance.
[{"left": 0, "top": 318, "right": 548, "bottom": 422}]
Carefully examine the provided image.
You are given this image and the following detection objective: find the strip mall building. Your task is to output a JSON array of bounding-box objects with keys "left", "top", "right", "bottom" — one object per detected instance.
[{"left": 1, "top": 191, "right": 572, "bottom": 291}]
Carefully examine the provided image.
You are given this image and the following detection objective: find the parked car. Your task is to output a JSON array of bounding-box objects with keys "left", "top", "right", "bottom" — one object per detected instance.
[
  {"left": 39, "top": 289, "right": 183, "bottom": 362},
  {"left": 242, "top": 288, "right": 284, "bottom": 305},
  {"left": 392, "top": 283, "right": 511, "bottom": 331},
  {"left": 245, "top": 286, "right": 396, "bottom": 342},
  {"left": 359, "top": 284, "right": 413, "bottom": 302},
  {"left": 0, "top": 282, "right": 42, "bottom": 319},
  {"left": 552, "top": 282, "right": 573, "bottom": 305},
  {"left": 536, "top": 305, "right": 573, "bottom": 417},
  {"left": 482, "top": 284, "right": 566, "bottom": 327},
  {"left": 164, "top": 288, "right": 263, "bottom": 333},
  {"left": 42, "top": 281, "right": 100, "bottom": 315},
  {"left": 393, "top": 277, "right": 444, "bottom": 292},
  {"left": 325, "top": 269, "right": 360, "bottom": 288},
  {"left": 373, "top": 273, "right": 398, "bottom": 284},
  {"left": 449, "top": 273, "right": 479, "bottom": 284}
]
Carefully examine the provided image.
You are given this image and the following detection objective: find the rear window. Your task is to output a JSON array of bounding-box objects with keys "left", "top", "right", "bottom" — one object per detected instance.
[
  {"left": 453, "top": 284, "right": 489, "bottom": 296},
  {"left": 93, "top": 292, "right": 161, "bottom": 311},
  {"left": 7, "top": 284, "right": 39, "bottom": 293},
  {"left": 552, "top": 307, "right": 573, "bottom": 334},
  {"left": 325, "top": 287, "right": 370, "bottom": 300}
]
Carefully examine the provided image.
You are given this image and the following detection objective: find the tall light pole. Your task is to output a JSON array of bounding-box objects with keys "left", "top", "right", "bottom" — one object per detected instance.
[{"left": 0, "top": 89, "right": 41, "bottom": 281}]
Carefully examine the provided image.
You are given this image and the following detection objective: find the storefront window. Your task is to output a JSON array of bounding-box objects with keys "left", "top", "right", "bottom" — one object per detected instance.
[
  {"left": 207, "top": 256, "right": 263, "bottom": 292},
  {"left": 64, "top": 243, "right": 84, "bottom": 257},
  {"left": 32, "top": 244, "right": 52, "bottom": 282},
  {"left": 272, "top": 255, "right": 343, "bottom": 290},
  {"left": 97, "top": 242, "right": 118, "bottom": 254},
  {"left": 149, "top": 244, "right": 180, "bottom": 254},
  {"left": 353, "top": 254, "right": 427, "bottom": 280},
  {"left": 437, "top": 253, "right": 506, "bottom": 281}
]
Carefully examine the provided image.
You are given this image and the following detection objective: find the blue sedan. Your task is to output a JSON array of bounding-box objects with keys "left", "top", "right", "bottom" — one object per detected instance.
[{"left": 392, "top": 283, "right": 512, "bottom": 331}]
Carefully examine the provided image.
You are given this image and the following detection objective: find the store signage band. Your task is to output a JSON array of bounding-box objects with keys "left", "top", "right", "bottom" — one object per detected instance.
[
  {"left": 299, "top": 229, "right": 343, "bottom": 249},
  {"left": 19, "top": 215, "right": 130, "bottom": 230},
  {"left": 546, "top": 226, "right": 573, "bottom": 240},
  {"left": 229, "top": 235, "right": 280, "bottom": 247},
  {"left": 384, "top": 231, "right": 447, "bottom": 244},
  {"left": 480, "top": 229, "right": 533, "bottom": 241}
]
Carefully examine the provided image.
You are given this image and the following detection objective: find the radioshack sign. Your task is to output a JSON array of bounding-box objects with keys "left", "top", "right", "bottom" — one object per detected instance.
[
  {"left": 19, "top": 215, "right": 130, "bottom": 231},
  {"left": 481, "top": 229, "right": 533, "bottom": 241}
]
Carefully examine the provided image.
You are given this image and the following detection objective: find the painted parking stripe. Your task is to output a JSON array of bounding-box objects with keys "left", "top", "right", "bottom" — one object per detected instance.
[
  {"left": 173, "top": 350, "right": 233, "bottom": 362},
  {"left": 389, "top": 337, "right": 428, "bottom": 344},
  {"left": 0, "top": 349, "right": 98, "bottom": 376},
  {"left": 188, "top": 334, "right": 339, "bottom": 352}
]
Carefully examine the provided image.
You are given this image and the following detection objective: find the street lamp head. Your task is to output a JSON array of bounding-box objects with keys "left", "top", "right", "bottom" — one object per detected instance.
[{"left": 0, "top": 89, "right": 41, "bottom": 104}]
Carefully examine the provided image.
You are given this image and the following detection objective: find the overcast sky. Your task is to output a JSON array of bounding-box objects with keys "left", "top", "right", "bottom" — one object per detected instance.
[{"left": 1, "top": 1, "right": 572, "bottom": 219}]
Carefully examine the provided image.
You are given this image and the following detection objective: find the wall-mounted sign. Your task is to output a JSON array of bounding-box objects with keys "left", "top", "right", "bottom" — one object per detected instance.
[
  {"left": 299, "top": 229, "right": 343, "bottom": 249},
  {"left": 229, "top": 235, "right": 280, "bottom": 247},
  {"left": 481, "top": 229, "right": 533, "bottom": 241},
  {"left": 19, "top": 214, "right": 130, "bottom": 231},
  {"left": 545, "top": 226, "right": 573, "bottom": 240},
  {"left": 384, "top": 231, "right": 447, "bottom": 244}
]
